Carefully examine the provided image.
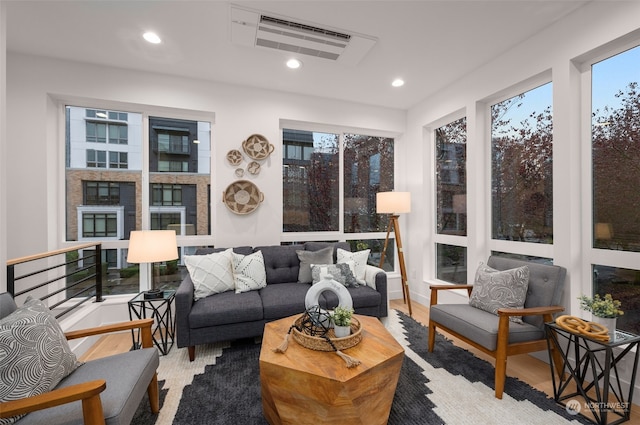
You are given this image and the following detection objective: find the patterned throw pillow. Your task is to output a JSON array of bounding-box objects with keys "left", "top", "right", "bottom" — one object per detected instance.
[
  {"left": 0, "top": 297, "right": 81, "bottom": 425},
  {"left": 469, "top": 263, "right": 530, "bottom": 323},
  {"left": 311, "top": 262, "right": 358, "bottom": 287},
  {"left": 232, "top": 250, "right": 268, "bottom": 293},
  {"left": 337, "top": 248, "right": 371, "bottom": 285},
  {"left": 184, "top": 248, "right": 235, "bottom": 300},
  {"left": 296, "top": 247, "right": 333, "bottom": 284}
]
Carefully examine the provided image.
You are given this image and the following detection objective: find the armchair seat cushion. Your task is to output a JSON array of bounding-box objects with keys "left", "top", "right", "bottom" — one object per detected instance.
[
  {"left": 16, "top": 348, "right": 159, "bottom": 425},
  {"left": 429, "top": 304, "right": 544, "bottom": 352},
  {"left": 188, "top": 290, "right": 263, "bottom": 328}
]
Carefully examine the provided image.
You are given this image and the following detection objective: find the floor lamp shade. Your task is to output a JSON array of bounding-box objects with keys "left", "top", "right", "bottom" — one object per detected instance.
[
  {"left": 127, "top": 230, "right": 179, "bottom": 264},
  {"left": 377, "top": 192, "right": 411, "bottom": 214}
]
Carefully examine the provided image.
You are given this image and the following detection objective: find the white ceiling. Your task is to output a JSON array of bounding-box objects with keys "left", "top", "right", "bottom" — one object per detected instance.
[{"left": 5, "top": 0, "right": 588, "bottom": 110}]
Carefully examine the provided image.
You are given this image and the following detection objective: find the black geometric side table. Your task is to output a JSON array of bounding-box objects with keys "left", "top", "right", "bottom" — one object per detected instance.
[
  {"left": 128, "top": 289, "right": 176, "bottom": 355},
  {"left": 545, "top": 321, "right": 640, "bottom": 425}
]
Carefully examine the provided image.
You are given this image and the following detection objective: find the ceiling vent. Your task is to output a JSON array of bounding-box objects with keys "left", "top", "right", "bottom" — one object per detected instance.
[{"left": 230, "top": 5, "right": 377, "bottom": 66}]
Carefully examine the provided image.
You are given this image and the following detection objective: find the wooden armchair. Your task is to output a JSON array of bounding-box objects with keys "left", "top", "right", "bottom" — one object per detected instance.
[
  {"left": 0, "top": 293, "right": 160, "bottom": 425},
  {"left": 427, "top": 256, "right": 566, "bottom": 399}
]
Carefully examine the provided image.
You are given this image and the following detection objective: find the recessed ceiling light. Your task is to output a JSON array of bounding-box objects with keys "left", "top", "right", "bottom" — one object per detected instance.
[
  {"left": 286, "top": 58, "right": 303, "bottom": 69},
  {"left": 391, "top": 78, "right": 405, "bottom": 88},
  {"left": 143, "top": 32, "right": 162, "bottom": 44}
]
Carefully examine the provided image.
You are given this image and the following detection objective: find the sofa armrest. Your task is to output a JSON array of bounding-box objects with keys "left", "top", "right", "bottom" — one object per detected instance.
[
  {"left": 175, "top": 275, "right": 195, "bottom": 348},
  {"left": 364, "top": 265, "right": 388, "bottom": 317}
]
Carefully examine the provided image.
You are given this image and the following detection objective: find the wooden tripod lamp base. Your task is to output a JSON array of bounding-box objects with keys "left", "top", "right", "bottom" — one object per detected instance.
[{"left": 376, "top": 192, "right": 412, "bottom": 317}]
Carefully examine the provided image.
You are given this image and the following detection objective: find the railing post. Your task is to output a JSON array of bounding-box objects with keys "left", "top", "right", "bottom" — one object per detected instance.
[
  {"left": 95, "top": 244, "right": 104, "bottom": 302},
  {"left": 7, "top": 265, "right": 15, "bottom": 296}
]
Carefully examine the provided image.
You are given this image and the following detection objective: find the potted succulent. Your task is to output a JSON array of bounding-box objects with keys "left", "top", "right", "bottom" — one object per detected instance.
[
  {"left": 578, "top": 293, "right": 623, "bottom": 339},
  {"left": 332, "top": 306, "right": 354, "bottom": 338}
]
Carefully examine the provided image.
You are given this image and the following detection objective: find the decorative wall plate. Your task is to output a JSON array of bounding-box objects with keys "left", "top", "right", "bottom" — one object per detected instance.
[
  {"left": 235, "top": 168, "right": 244, "bottom": 177},
  {"left": 222, "top": 180, "right": 264, "bottom": 215},
  {"left": 247, "top": 161, "right": 261, "bottom": 175},
  {"left": 227, "top": 149, "right": 243, "bottom": 166},
  {"left": 242, "top": 134, "right": 274, "bottom": 160}
]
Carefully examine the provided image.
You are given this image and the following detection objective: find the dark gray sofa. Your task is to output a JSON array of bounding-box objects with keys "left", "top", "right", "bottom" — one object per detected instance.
[{"left": 176, "top": 242, "right": 388, "bottom": 361}]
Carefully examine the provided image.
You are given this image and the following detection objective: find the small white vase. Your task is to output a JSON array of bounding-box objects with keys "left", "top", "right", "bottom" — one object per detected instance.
[
  {"left": 592, "top": 316, "right": 617, "bottom": 341},
  {"left": 334, "top": 325, "right": 351, "bottom": 338}
]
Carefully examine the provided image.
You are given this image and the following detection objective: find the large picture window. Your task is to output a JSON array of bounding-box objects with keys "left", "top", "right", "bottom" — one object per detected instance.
[
  {"left": 491, "top": 82, "right": 553, "bottom": 244},
  {"left": 282, "top": 127, "right": 395, "bottom": 269},
  {"left": 589, "top": 45, "right": 640, "bottom": 335},
  {"left": 66, "top": 105, "right": 212, "bottom": 296}
]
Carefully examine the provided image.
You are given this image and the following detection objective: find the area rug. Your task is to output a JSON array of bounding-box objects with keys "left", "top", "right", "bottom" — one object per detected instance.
[{"left": 132, "top": 310, "right": 590, "bottom": 425}]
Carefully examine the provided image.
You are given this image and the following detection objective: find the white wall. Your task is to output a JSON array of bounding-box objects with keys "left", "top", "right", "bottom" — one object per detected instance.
[
  {"left": 4, "top": 53, "right": 405, "bottom": 270},
  {"left": 0, "top": 2, "right": 7, "bottom": 291},
  {"left": 405, "top": 0, "right": 640, "bottom": 308}
]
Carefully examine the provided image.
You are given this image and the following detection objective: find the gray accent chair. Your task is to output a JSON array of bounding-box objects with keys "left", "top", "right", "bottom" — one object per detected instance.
[
  {"left": 428, "top": 255, "right": 566, "bottom": 399},
  {"left": 0, "top": 292, "right": 160, "bottom": 425}
]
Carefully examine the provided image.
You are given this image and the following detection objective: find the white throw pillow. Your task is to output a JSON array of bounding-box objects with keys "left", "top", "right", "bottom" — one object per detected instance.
[
  {"left": 337, "top": 248, "right": 370, "bottom": 285},
  {"left": 184, "top": 248, "right": 235, "bottom": 300},
  {"left": 232, "top": 250, "right": 267, "bottom": 293}
]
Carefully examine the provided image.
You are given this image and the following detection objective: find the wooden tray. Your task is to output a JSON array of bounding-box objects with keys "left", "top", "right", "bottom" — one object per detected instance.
[{"left": 292, "top": 315, "right": 362, "bottom": 352}]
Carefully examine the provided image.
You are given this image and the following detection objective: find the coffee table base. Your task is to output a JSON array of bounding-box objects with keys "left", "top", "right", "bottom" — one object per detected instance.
[{"left": 260, "top": 315, "right": 404, "bottom": 425}]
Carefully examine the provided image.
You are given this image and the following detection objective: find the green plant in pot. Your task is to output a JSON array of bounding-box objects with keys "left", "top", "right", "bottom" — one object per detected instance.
[
  {"left": 578, "top": 293, "right": 623, "bottom": 340},
  {"left": 332, "top": 306, "right": 354, "bottom": 338}
]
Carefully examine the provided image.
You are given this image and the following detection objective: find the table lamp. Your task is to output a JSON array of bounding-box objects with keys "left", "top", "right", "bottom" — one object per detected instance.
[
  {"left": 376, "top": 191, "right": 412, "bottom": 316},
  {"left": 127, "top": 230, "right": 178, "bottom": 299}
]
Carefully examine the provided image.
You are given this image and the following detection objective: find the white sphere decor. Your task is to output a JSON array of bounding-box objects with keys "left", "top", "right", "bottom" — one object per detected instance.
[{"left": 305, "top": 275, "right": 353, "bottom": 311}]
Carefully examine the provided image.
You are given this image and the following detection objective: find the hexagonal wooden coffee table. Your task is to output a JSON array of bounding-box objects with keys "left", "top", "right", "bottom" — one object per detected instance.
[{"left": 260, "top": 314, "right": 404, "bottom": 425}]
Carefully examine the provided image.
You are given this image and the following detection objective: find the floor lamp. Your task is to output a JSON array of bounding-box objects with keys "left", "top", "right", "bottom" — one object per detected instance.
[
  {"left": 377, "top": 191, "right": 412, "bottom": 317},
  {"left": 127, "top": 230, "right": 179, "bottom": 299}
]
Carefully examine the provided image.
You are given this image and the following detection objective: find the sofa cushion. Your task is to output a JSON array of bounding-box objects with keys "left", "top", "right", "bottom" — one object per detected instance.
[
  {"left": 184, "top": 248, "right": 235, "bottom": 300},
  {"left": 296, "top": 246, "right": 333, "bottom": 283},
  {"left": 311, "top": 262, "right": 358, "bottom": 287},
  {"left": 429, "top": 304, "right": 544, "bottom": 352},
  {"left": 469, "top": 263, "right": 529, "bottom": 324},
  {"left": 0, "top": 297, "right": 81, "bottom": 424},
  {"left": 256, "top": 245, "right": 303, "bottom": 284},
  {"left": 232, "top": 250, "right": 267, "bottom": 293},
  {"left": 337, "top": 248, "right": 370, "bottom": 285},
  {"left": 196, "top": 246, "right": 253, "bottom": 256},
  {"left": 16, "top": 348, "right": 159, "bottom": 425},
  {"left": 320, "top": 285, "right": 381, "bottom": 311},
  {"left": 305, "top": 242, "right": 350, "bottom": 263},
  {"left": 260, "top": 282, "right": 311, "bottom": 320},
  {"left": 188, "top": 290, "right": 264, "bottom": 328}
]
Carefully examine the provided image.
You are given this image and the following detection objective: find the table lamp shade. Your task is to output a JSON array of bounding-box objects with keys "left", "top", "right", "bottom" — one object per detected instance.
[
  {"left": 127, "top": 230, "right": 178, "bottom": 263},
  {"left": 376, "top": 192, "right": 411, "bottom": 214}
]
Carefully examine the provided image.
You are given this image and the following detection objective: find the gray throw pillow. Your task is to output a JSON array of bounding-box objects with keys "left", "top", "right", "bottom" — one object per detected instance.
[
  {"left": 469, "top": 263, "right": 530, "bottom": 324},
  {"left": 0, "top": 297, "right": 81, "bottom": 424},
  {"left": 296, "top": 247, "right": 333, "bottom": 284},
  {"left": 311, "top": 262, "right": 359, "bottom": 288}
]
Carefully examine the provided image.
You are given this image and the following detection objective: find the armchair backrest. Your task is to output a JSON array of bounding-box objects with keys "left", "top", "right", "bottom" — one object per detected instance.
[
  {"left": 0, "top": 292, "right": 18, "bottom": 320},
  {"left": 487, "top": 256, "right": 566, "bottom": 329}
]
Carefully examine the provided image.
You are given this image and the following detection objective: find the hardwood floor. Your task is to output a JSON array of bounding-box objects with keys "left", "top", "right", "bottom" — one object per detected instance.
[{"left": 81, "top": 299, "right": 639, "bottom": 424}]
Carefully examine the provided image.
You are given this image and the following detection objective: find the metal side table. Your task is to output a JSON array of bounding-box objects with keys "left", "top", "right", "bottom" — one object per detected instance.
[
  {"left": 545, "top": 322, "right": 640, "bottom": 425},
  {"left": 128, "top": 289, "right": 176, "bottom": 355}
]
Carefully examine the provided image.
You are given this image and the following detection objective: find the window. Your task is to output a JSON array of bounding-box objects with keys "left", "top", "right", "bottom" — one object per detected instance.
[
  {"left": 152, "top": 184, "right": 183, "bottom": 206},
  {"left": 82, "top": 213, "right": 117, "bottom": 238},
  {"left": 436, "top": 117, "right": 467, "bottom": 236},
  {"left": 491, "top": 82, "right": 553, "bottom": 243},
  {"left": 283, "top": 129, "right": 339, "bottom": 232},
  {"left": 589, "top": 45, "right": 640, "bottom": 334},
  {"left": 86, "top": 149, "right": 106, "bottom": 168},
  {"left": 433, "top": 116, "right": 468, "bottom": 283},
  {"left": 66, "top": 105, "right": 211, "bottom": 296},
  {"left": 84, "top": 181, "right": 120, "bottom": 205},
  {"left": 282, "top": 127, "right": 395, "bottom": 268},
  {"left": 109, "top": 151, "right": 128, "bottom": 169}
]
